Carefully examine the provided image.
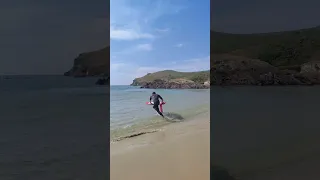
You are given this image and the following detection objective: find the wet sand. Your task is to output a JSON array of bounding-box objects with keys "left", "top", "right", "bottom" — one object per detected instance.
[
  {"left": 110, "top": 113, "right": 210, "bottom": 180},
  {"left": 212, "top": 125, "right": 320, "bottom": 180},
  {"left": 210, "top": 86, "right": 320, "bottom": 179}
]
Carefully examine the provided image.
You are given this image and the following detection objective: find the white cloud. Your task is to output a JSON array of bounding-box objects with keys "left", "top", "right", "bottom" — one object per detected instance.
[
  {"left": 113, "top": 43, "right": 153, "bottom": 55},
  {"left": 110, "top": 62, "right": 127, "bottom": 71},
  {"left": 174, "top": 43, "right": 184, "bottom": 48},
  {"left": 110, "top": 0, "right": 189, "bottom": 85},
  {"left": 110, "top": 26, "right": 154, "bottom": 40},
  {"left": 136, "top": 43, "right": 153, "bottom": 51},
  {"left": 134, "top": 56, "right": 210, "bottom": 78},
  {"left": 110, "top": 0, "right": 184, "bottom": 41},
  {"left": 155, "top": 28, "right": 170, "bottom": 33}
]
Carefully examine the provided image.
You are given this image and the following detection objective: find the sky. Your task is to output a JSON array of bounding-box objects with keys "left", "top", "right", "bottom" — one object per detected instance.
[
  {"left": 211, "top": 0, "right": 320, "bottom": 33},
  {"left": 110, "top": 0, "right": 210, "bottom": 85},
  {"left": 1, "top": 0, "right": 320, "bottom": 77},
  {"left": 0, "top": 0, "right": 109, "bottom": 75}
]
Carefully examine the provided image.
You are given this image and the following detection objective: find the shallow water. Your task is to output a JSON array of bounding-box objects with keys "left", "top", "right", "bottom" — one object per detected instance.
[
  {"left": 0, "top": 75, "right": 109, "bottom": 180},
  {"left": 110, "top": 85, "right": 210, "bottom": 140}
]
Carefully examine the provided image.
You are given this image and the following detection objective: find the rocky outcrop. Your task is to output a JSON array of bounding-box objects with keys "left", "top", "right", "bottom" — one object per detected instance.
[
  {"left": 95, "top": 77, "right": 109, "bottom": 85},
  {"left": 131, "top": 70, "right": 210, "bottom": 86},
  {"left": 209, "top": 27, "right": 320, "bottom": 86},
  {"left": 64, "top": 47, "right": 109, "bottom": 77},
  {"left": 131, "top": 79, "right": 140, "bottom": 86},
  {"left": 300, "top": 61, "right": 320, "bottom": 73},
  {"left": 210, "top": 54, "right": 320, "bottom": 85},
  {"left": 131, "top": 54, "right": 320, "bottom": 88},
  {"left": 139, "top": 79, "right": 209, "bottom": 89},
  {"left": 131, "top": 70, "right": 210, "bottom": 89},
  {"left": 204, "top": 80, "right": 210, "bottom": 87}
]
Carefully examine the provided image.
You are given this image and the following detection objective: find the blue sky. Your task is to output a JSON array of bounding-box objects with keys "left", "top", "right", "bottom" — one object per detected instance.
[{"left": 110, "top": 0, "right": 210, "bottom": 85}]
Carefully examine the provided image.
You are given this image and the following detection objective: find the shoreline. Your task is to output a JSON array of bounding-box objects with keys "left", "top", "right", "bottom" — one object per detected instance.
[
  {"left": 131, "top": 84, "right": 320, "bottom": 89},
  {"left": 110, "top": 112, "right": 210, "bottom": 180},
  {"left": 110, "top": 103, "right": 210, "bottom": 141}
]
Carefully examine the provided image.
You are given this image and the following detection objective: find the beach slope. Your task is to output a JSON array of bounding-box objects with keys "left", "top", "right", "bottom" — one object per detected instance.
[{"left": 110, "top": 114, "right": 210, "bottom": 180}]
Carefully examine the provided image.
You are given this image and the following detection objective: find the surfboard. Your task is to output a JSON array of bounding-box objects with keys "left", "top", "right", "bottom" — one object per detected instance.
[{"left": 146, "top": 102, "right": 166, "bottom": 113}]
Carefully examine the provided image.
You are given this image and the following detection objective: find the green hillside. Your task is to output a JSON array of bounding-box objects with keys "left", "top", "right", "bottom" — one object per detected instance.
[
  {"left": 211, "top": 26, "right": 320, "bottom": 70},
  {"left": 131, "top": 70, "right": 210, "bottom": 85},
  {"left": 64, "top": 47, "right": 109, "bottom": 77}
]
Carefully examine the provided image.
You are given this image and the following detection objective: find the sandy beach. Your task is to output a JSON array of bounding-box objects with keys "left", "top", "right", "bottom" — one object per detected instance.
[
  {"left": 110, "top": 113, "right": 210, "bottom": 180},
  {"left": 211, "top": 86, "right": 320, "bottom": 180},
  {"left": 212, "top": 121, "right": 320, "bottom": 180}
]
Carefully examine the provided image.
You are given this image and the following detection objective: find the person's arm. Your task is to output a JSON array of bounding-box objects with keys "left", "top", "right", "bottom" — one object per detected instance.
[
  {"left": 158, "top": 95, "right": 163, "bottom": 102},
  {"left": 149, "top": 96, "right": 152, "bottom": 102}
]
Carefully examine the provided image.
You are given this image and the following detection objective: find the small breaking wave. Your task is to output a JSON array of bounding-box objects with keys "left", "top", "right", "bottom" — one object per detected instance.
[
  {"left": 110, "top": 104, "right": 209, "bottom": 142},
  {"left": 111, "top": 129, "right": 160, "bottom": 143}
]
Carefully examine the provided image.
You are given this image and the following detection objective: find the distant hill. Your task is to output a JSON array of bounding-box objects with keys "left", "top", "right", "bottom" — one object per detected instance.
[
  {"left": 131, "top": 70, "right": 210, "bottom": 87},
  {"left": 211, "top": 26, "right": 320, "bottom": 70},
  {"left": 209, "top": 27, "right": 320, "bottom": 86},
  {"left": 64, "top": 47, "right": 109, "bottom": 77}
]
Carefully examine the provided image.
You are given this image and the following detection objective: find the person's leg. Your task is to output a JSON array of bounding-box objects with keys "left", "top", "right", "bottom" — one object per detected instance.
[{"left": 153, "top": 104, "right": 164, "bottom": 117}]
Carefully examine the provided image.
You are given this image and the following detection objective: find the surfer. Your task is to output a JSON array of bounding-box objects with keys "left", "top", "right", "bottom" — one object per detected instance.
[{"left": 149, "top": 92, "right": 164, "bottom": 118}]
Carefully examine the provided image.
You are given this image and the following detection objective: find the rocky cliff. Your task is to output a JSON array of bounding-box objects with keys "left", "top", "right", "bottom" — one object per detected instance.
[
  {"left": 139, "top": 79, "right": 209, "bottom": 89},
  {"left": 210, "top": 54, "right": 320, "bottom": 85},
  {"left": 64, "top": 47, "right": 109, "bottom": 77},
  {"left": 133, "top": 55, "right": 320, "bottom": 88},
  {"left": 131, "top": 70, "right": 210, "bottom": 89},
  {"left": 209, "top": 26, "right": 320, "bottom": 85}
]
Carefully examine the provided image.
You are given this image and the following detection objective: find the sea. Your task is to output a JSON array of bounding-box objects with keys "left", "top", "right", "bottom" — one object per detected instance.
[
  {"left": 2, "top": 75, "right": 319, "bottom": 179},
  {"left": 0, "top": 75, "right": 209, "bottom": 180},
  {"left": 110, "top": 85, "right": 210, "bottom": 140},
  {"left": 0, "top": 75, "right": 109, "bottom": 180}
]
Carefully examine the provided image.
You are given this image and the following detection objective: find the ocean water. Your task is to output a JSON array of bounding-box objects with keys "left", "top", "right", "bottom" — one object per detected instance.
[
  {"left": 110, "top": 85, "right": 210, "bottom": 140},
  {"left": 4, "top": 75, "right": 319, "bottom": 179},
  {"left": 0, "top": 75, "right": 109, "bottom": 180}
]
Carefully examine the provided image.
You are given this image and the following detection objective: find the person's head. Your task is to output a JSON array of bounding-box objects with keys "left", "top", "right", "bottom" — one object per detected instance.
[{"left": 152, "top": 92, "right": 156, "bottom": 95}]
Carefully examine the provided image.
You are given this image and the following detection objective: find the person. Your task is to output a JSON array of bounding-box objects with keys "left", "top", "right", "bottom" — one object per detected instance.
[{"left": 149, "top": 92, "right": 164, "bottom": 118}]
